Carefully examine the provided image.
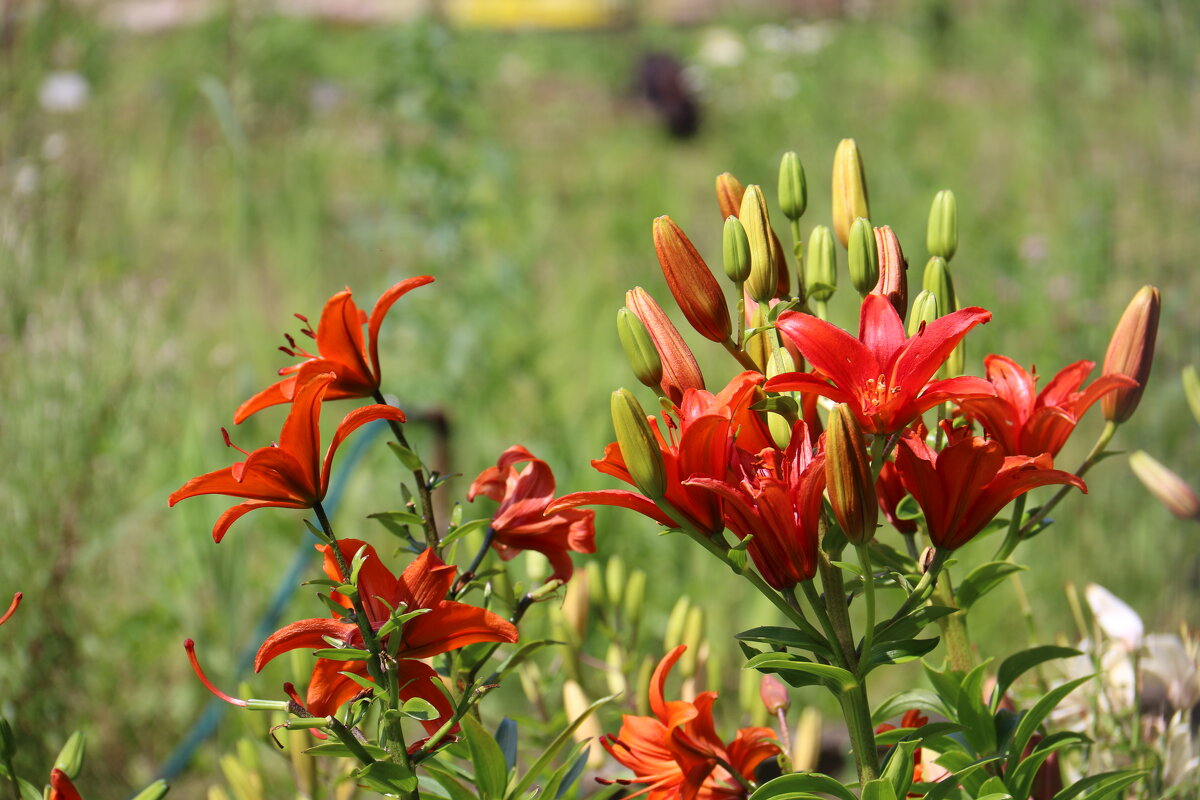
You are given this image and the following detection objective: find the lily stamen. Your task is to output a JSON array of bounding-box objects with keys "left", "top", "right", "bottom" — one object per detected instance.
[{"left": 184, "top": 638, "right": 247, "bottom": 707}]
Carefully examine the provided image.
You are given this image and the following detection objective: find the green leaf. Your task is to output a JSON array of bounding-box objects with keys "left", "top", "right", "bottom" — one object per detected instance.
[
  {"left": 356, "top": 761, "right": 419, "bottom": 794},
  {"left": 1004, "top": 676, "right": 1092, "bottom": 776},
  {"left": 748, "top": 772, "right": 857, "bottom": 800},
  {"left": 505, "top": 693, "right": 616, "bottom": 800},
  {"left": 18, "top": 778, "right": 41, "bottom": 800},
  {"left": 422, "top": 761, "right": 479, "bottom": 800},
  {"left": 861, "top": 779, "right": 898, "bottom": 800},
  {"left": 954, "top": 561, "right": 1026, "bottom": 611},
  {"left": 387, "top": 441, "right": 425, "bottom": 471},
  {"left": 895, "top": 494, "right": 923, "bottom": 520},
  {"left": 495, "top": 718, "right": 518, "bottom": 771},
  {"left": 873, "top": 605, "right": 958, "bottom": 646},
  {"left": 304, "top": 741, "right": 390, "bottom": 759},
  {"left": 442, "top": 519, "right": 492, "bottom": 548},
  {"left": 751, "top": 396, "right": 799, "bottom": 416},
  {"left": 955, "top": 661, "right": 996, "bottom": 755},
  {"left": 992, "top": 645, "right": 1082, "bottom": 710},
  {"left": 866, "top": 636, "right": 941, "bottom": 670},
  {"left": 550, "top": 745, "right": 590, "bottom": 800},
  {"left": 829, "top": 560, "right": 866, "bottom": 577},
  {"left": 1051, "top": 770, "right": 1145, "bottom": 800},
  {"left": 880, "top": 739, "right": 919, "bottom": 798},
  {"left": 735, "top": 626, "right": 834, "bottom": 659},
  {"left": 743, "top": 652, "right": 857, "bottom": 693},
  {"left": 924, "top": 757, "right": 1000, "bottom": 800},
  {"left": 312, "top": 647, "right": 372, "bottom": 661},
  {"left": 401, "top": 698, "right": 439, "bottom": 721},
  {"left": 1008, "top": 731, "right": 1089, "bottom": 800},
  {"left": 874, "top": 721, "right": 963, "bottom": 746},
  {"left": 369, "top": 510, "right": 426, "bottom": 527},
  {"left": 484, "top": 639, "right": 561, "bottom": 683},
  {"left": 872, "top": 689, "right": 949, "bottom": 725},
  {"left": 460, "top": 713, "right": 509, "bottom": 800}
]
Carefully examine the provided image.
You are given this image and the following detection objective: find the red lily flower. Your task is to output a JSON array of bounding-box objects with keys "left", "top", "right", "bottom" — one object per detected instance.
[
  {"left": 255, "top": 540, "right": 517, "bottom": 728},
  {"left": 766, "top": 294, "right": 994, "bottom": 435},
  {"left": 49, "top": 770, "right": 83, "bottom": 800},
  {"left": 467, "top": 446, "right": 596, "bottom": 582},
  {"left": 0, "top": 592, "right": 20, "bottom": 627},
  {"left": 959, "top": 355, "right": 1137, "bottom": 457},
  {"left": 601, "top": 646, "right": 778, "bottom": 800},
  {"left": 685, "top": 421, "right": 826, "bottom": 590},
  {"left": 549, "top": 372, "right": 770, "bottom": 535},
  {"left": 894, "top": 424, "right": 1086, "bottom": 550},
  {"left": 234, "top": 276, "right": 434, "bottom": 423},
  {"left": 169, "top": 373, "right": 406, "bottom": 541}
]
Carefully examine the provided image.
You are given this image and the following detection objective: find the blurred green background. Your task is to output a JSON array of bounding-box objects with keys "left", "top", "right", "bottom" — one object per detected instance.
[{"left": 1, "top": 0, "right": 1198, "bottom": 794}]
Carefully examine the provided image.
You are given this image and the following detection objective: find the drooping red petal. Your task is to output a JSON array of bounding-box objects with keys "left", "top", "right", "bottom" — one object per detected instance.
[
  {"left": 319, "top": 539, "right": 399, "bottom": 619},
  {"left": 649, "top": 646, "right": 688, "bottom": 721},
  {"left": 233, "top": 377, "right": 297, "bottom": 424},
  {"left": 959, "top": 395, "right": 1022, "bottom": 455},
  {"left": 548, "top": 490, "right": 678, "bottom": 528},
  {"left": 314, "top": 290, "right": 373, "bottom": 390},
  {"left": 367, "top": 276, "right": 436, "bottom": 384},
  {"left": 1063, "top": 372, "right": 1138, "bottom": 419},
  {"left": 211, "top": 499, "right": 309, "bottom": 543},
  {"left": 320, "top": 402, "right": 407, "bottom": 492},
  {"left": 762, "top": 371, "right": 854, "bottom": 406},
  {"left": 255, "top": 617, "right": 355, "bottom": 672},
  {"left": 924, "top": 435, "right": 1006, "bottom": 546},
  {"left": 306, "top": 657, "right": 373, "bottom": 717},
  {"left": 278, "top": 373, "right": 336, "bottom": 487},
  {"left": 395, "top": 659, "right": 455, "bottom": 735},
  {"left": 775, "top": 310, "right": 877, "bottom": 395},
  {"left": 888, "top": 306, "right": 992, "bottom": 398},
  {"left": 397, "top": 600, "right": 518, "bottom": 660}
]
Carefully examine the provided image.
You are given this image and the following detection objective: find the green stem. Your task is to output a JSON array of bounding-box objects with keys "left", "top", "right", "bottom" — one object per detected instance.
[
  {"left": 373, "top": 390, "right": 440, "bottom": 550},
  {"left": 887, "top": 548, "right": 949, "bottom": 624},
  {"left": 722, "top": 337, "right": 762, "bottom": 372},
  {"left": 837, "top": 684, "right": 880, "bottom": 783},
  {"left": 817, "top": 551, "right": 858, "bottom": 671},
  {"left": 328, "top": 718, "right": 377, "bottom": 765},
  {"left": 713, "top": 754, "right": 755, "bottom": 795},
  {"left": 931, "top": 565, "right": 972, "bottom": 674},
  {"left": 452, "top": 526, "right": 496, "bottom": 598},
  {"left": 994, "top": 494, "right": 1027, "bottom": 562},
  {"left": 856, "top": 544, "right": 876, "bottom": 673},
  {"left": 790, "top": 218, "right": 807, "bottom": 305},
  {"left": 1019, "top": 421, "right": 1117, "bottom": 538},
  {"left": 3, "top": 749, "right": 21, "bottom": 800},
  {"left": 736, "top": 285, "right": 746, "bottom": 349}
]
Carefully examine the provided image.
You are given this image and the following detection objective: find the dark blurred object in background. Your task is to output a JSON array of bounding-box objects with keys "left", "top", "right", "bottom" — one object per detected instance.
[{"left": 633, "top": 51, "right": 700, "bottom": 138}]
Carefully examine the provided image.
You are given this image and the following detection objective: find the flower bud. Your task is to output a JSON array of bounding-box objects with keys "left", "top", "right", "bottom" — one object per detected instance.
[
  {"left": 1129, "top": 451, "right": 1200, "bottom": 522},
  {"left": 635, "top": 656, "right": 654, "bottom": 717},
  {"left": 832, "top": 138, "right": 870, "bottom": 248},
  {"left": 872, "top": 225, "right": 909, "bottom": 321},
  {"left": 722, "top": 215, "right": 751, "bottom": 283},
  {"left": 585, "top": 561, "right": 606, "bottom": 606},
  {"left": 907, "top": 290, "right": 940, "bottom": 338},
  {"left": 131, "top": 781, "right": 171, "bottom": 800},
  {"left": 625, "top": 287, "right": 705, "bottom": 404},
  {"left": 664, "top": 596, "right": 690, "bottom": 651},
  {"left": 922, "top": 256, "right": 956, "bottom": 309},
  {"left": 624, "top": 568, "right": 646, "bottom": 628},
  {"left": 616, "top": 308, "right": 663, "bottom": 390},
  {"left": 562, "top": 572, "right": 589, "bottom": 639},
  {"left": 562, "top": 680, "right": 605, "bottom": 768},
  {"left": 804, "top": 224, "right": 837, "bottom": 303},
  {"left": 605, "top": 555, "right": 626, "bottom": 609},
  {"left": 847, "top": 217, "right": 878, "bottom": 295},
  {"left": 54, "top": 731, "right": 86, "bottom": 779},
  {"left": 1184, "top": 365, "right": 1200, "bottom": 427},
  {"left": 716, "top": 171, "right": 746, "bottom": 220},
  {"left": 778, "top": 151, "right": 808, "bottom": 221},
  {"left": 825, "top": 404, "right": 877, "bottom": 545},
  {"left": 680, "top": 609, "right": 704, "bottom": 678},
  {"left": 606, "top": 642, "right": 628, "bottom": 697},
  {"left": 1101, "top": 285, "right": 1160, "bottom": 423},
  {"left": 760, "top": 673, "right": 791, "bottom": 715},
  {"left": 926, "top": 189, "right": 958, "bottom": 260},
  {"left": 611, "top": 389, "right": 666, "bottom": 500},
  {"left": 739, "top": 184, "right": 779, "bottom": 304},
  {"left": 653, "top": 216, "right": 732, "bottom": 343}
]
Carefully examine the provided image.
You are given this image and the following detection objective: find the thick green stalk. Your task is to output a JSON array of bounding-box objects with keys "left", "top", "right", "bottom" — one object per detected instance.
[
  {"left": 818, "top": 553, "right": 858, "bottom": 671},
  {"left": 932, "top": 566, "right": 972, "bottom": 674},
  {"left": 856, "top": 544, "right": 876, "bottom": 672}
]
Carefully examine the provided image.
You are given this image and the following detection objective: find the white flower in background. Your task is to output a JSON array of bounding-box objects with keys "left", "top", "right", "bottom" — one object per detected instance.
[
  {"left": 38, "top": 71, "right": 90, "bottom": 113},
  {"left": 1143, "top": 634, "right": 1200, "bottom": 713},
  {"left": 697, "top": 27, "right": 745, "bottom": 68},
  {"left": 1086, "top": 582, "right": 1145, "bottom": 652},
  {"left": 1163, "top": 710, "right": 1200, "bottom": 789},
  {"left": 755, "top": 24, "right": 791, "bottom": 53},
  {"left": 792, "top": 22, "right": 832, "bottom": 56}
]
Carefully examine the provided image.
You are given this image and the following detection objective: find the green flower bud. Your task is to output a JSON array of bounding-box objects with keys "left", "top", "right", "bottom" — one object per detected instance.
[
  {"left": 832, "top": 138, "right": 870, "bottom": 248},
  {"left": 825, "top": 404, "right": 877, "bottom": 545},
  {"left": 1183, "top": 365, "right": 1200, "bottom": 428},
  {"left": 616, "top": 308, "right": 663, "bottom": 390},
  {"left": 611, "top": 389, "right": 666, "bottom": 499},
  {"left": 907, "top": 290, "right": 941, "bottom": 338},
  {"left": 605, "top": 555, "right": 626, "bottom": 609},
  {"left": 926, "top": 189, "right": 958, "bottom": 260},
  {"left": 130, "top": 781, "right": 171, "bottom": 800},
  {"left": 778, "top": 151, "right": 808, "bottom": 221},
  {"left": 680, "top": 607, "right": 704, "bottom": 678},
  {"left": 635, "top": 656, "right": 654, "bottom": 717},
  {"left": 922, "top": 256, "right": 956, "bottom": 309},
  {"left": 585, "top": 561, "right": 606, "bottom": 607},
  {"left": 739, "top": 184, "right": 779, "bottom": 304},
  {"left": 605, "top": 642, "right": 628, "bottom": 697},
  {"left": 722, "top": 215, "right": 751, "bottom": 283},
  {"left": 847, "top": 217, "right": 878, "bottom": 295},
  {"left": 54, "top": 731, "right": 86, "bottom": 779},
  {"left": 804, "top": 224, "right": 837, "bottom": 303},
  {"left": 624, "top": 569, "right": 646, "bottom": 630},
  {"left": 664, "top": 596, "right": 690, "bottom": 651}
]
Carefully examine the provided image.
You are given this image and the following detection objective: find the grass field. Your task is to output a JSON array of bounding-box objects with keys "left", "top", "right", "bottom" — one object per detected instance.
[{"left": 1, "top": 0, "right": 1198, "bottom": 794}]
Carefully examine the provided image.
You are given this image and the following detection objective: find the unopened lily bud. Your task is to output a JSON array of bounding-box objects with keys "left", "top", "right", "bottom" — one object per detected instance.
[
  {"left": 605, "top": 555, "right": 626, "bottom": 609},
  {"left": 610, "top": 389, "right": 665, "bottom": 500},
  {"left": 832, "top": 138, "right": 870, "bottom": 248},
  {"left": 664, "top": 596, "right": 690, "bottom": 651},
  {"left": 723, "top": 216, "right": 751, "bottom": 283},
  {"left": 744, "top": 302, "right": 771, "bottom": 373},
  {"left": 625, "top": 287, "right": 705, "bottom": 404},
  {"left": 778, "top": 151, "right": 808, "bottom": 221},
  {"left": 562, "top": 680, "right": 605, "bottom": 768},
  {"left": 760, "top": 673, "right": 791, "bottom": 715},
  {"left": 716, "top": 172, "right": 746, "bottom": 219},
  {"left": 54, "top": 731, "right": 86, "bottom": 778},
  {"left": 131, "top": 781, "right": 171, "bottom": 800},
  {"left": 1184, "top": 366, "right": 1200, "bottom": 427},
  {"left": 805, "top": 224, "right": 837, "bottom": 303},
  {"left": 739, "top": 184, "right": 779, "bottom": 304},
  {"left": 635, "top": 656, "right": 654, "bottom": 717},
  {"left": 680, "top": 608, "right": 704, "bottom": 677},
  {"left": 847, "top": 217, "right": 878, "bottom": 295},
  {"left": 585, "top": 561, "right": 606, "bottom": 606},
  {"left": 616, "top": 308, "right": 662, "bottom": 390},
  {"left": 826, "top": 404, "right": 877, "bottom": 545},
  {"left": 907, "top": 290, "right": 941, "bottom": 337},
  {"left": 605, "top": 642, "right": 628, "bottom": 697},
  {"left": 653, "top": 216, "right": 732, "bottom": 343},
  {"left": 1130, "top": 451, "right": 1200, "bottom": 522},
  {"left": 872, "top": 225, "right": 909, "bottom": 321},
  {"left": 926, "top": 189, "right": 958, "bottom": 260},
  {"left": 624, "top": 569, "right": 646, "bottom": 629},
  {"left": 922, "top": 256, "right": 956, "bottom": 308},
  {"left": 1101, "top": 285, "right": 1160, "bottom": 423},
  {"left": 562, "top": 572, "right": 589, "bottom": 639}
]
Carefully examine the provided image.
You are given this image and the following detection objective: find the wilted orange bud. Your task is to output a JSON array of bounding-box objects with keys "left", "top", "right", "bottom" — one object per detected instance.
[
  {"left": 832, "top": 138, "right": 870, "bottom": 248},
  {"left": 715, "top": 172, "right": 746, "bottom": 220},
  {"left": 1129, "top": 451, "right": 1200, "bottom": 522},
  {"left": 760, "top": 673, "right": 790, "bottom": 715},
  {"left": 1101, "top": 285, "right": 1160, "bottom": 424},
  {"left": 625, "top": 287, "right": 705, "bottom": 405},
  {"left": 653, "top": 216, "right": 732, "bottom": 343},
  {"left": 872, "top": 225, "right": 908, "bottom": 322},
  {"left": 826, "top": 404, "right": 878, "bottom": 545}
]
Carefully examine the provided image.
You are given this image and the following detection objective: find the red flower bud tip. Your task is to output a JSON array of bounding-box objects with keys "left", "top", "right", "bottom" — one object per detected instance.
[
  {"left": 715, "top": 172, "right": 746, "bottom": 220},
  {"left": 625, "top": 287, "right": 706, "bottom": 405},
  {"left": 1101, "top": 285, "right": 1160, "bottom": 424},
  {"left": 871, "top": 226, "right": 908, "bottom": 322},
  {"left": 0, "top": 592, "right": 21, "bottom": 627},
  {"left": 49, "top": 769, "right": 83, "bottom": 800},
  {"left": 184, "top": 638, "right": 248, "bottom": 707},
  {"left": 1129, "top": 451, "right": 1200, "bottom": 522},
  {"left": 653, "top": 216, "right": 732, "bottom": 343},
  {"left": 826, "top": 404, "right": 878, "bottom": 545},
  {"left": 759, "top": 673, "right": 790, "bottom": 715}
]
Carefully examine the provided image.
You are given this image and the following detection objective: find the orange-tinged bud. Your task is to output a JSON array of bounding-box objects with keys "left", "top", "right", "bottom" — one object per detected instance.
[
  {"left": 739, "top": 184, "right": 779, "bottom": 304},
  {"left": 1129, "top": 451, "right": 1200, "bottom": 522},
  {"left": 832, "top": 138, "right": 870, "bottom": 248},
  {"left": 625, "top": 287, "right": 705, "bottom": 405},
  {"left": 653, "top": 216, "right": 732, "bottom": 343},
  {"left": 760, "top": 673, "right": 791, "bottom": 715},
  {"left": 872, "top": 225, "right": 908, "bottom": 322},
  {"left": 826, "top": 404, "right": 877, "bottom": 545},
  {"left": 1102, "top": 285, "right": 1160, "bottom": 423},
  {"left": 611, "top": 388, "right": 666, "bottom": 500},
  {"left": 716, "top": 172, "right": 746, "bottom": 220}
]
